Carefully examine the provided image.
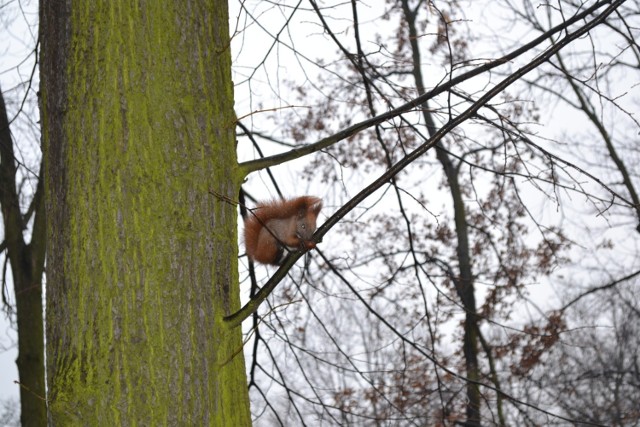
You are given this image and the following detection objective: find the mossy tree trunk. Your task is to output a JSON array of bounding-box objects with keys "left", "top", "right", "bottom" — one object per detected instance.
[{"left": 39, "top": 1, "right": 251, "bottom": 425}]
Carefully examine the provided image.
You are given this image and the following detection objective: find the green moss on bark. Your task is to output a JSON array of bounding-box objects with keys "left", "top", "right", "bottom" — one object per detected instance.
[{"left": 41, "top": 1, "right": 251, "bottom": 425}]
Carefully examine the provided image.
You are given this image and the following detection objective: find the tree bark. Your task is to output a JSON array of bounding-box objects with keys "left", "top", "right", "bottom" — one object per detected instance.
[{"left": 40, "top": 1, "right": 251, "bottom": 425}]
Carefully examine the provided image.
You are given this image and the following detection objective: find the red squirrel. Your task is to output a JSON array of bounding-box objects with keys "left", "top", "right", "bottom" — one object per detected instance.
[{"left": 244, "top": 196, "right": 323, "bottom": 265}]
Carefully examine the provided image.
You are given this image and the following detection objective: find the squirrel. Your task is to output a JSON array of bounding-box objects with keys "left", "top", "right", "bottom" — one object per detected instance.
[{"left": 244, "top": 196, "right": 323, "bottom": 265}]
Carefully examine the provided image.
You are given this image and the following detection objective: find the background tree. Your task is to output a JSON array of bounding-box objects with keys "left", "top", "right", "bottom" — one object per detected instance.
[
  {"left": 519, "top": 283, "right": 640, "bottom": 426},
  {"left": 0, "top": 3, "right": 45, "bottom": 424},
  {"left": 0, "top": 84, "right": 45, "bottom": 427}
]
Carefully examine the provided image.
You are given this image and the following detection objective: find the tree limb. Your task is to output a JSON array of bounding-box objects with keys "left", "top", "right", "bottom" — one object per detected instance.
[
  {"left": 226, "top": 0, "right": 626, "bottom": 328},
  {"left": 238, "top": 0, "right": 621, "bottom": 176}
]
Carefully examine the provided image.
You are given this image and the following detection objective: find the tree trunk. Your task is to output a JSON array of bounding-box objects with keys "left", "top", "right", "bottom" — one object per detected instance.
[
  {"left": 400, "top": 2, "right": 481, "bottom": 424},
  {"left": 0, "top": 87, "right": 47, "bottom": 426},
  {"left": 39, "top": 1, "right": 251, "bottom": 425},
  {"left": 436, "top": 147, "right": 481, "bottom": 426}
]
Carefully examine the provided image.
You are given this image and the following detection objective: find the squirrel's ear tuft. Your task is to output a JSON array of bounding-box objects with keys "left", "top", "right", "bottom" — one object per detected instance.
[{"left": 310, "top": 198, "right": 322, "bottom": 215}]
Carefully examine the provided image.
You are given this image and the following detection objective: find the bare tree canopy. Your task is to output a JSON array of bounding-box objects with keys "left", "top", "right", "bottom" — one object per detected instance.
[{"left": 234, "top": 1, "right": 640, "bottom": 426}]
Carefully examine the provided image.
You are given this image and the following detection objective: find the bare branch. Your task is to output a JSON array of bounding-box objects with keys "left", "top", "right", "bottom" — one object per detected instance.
[{"left": 238, "top": 0, "right": 622, "bottom": 176}]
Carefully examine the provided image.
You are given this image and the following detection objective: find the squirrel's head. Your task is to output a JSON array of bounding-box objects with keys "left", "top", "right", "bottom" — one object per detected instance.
[{"left": 295, "top": 197, "right": 322, "bottom": 241}]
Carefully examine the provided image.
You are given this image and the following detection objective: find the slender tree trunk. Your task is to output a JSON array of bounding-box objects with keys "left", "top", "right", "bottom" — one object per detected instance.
[
  {"left": 12, "top": 239, "right": 46, "bottom": 427},
  {"left": 40, "top": 1, "right": 251, "bottom": 425},
  {"left": 0, "top": 87, "right": 47, "bottom": 426},
  {"left": 440, "top": 157, "right": 481, "bottom": 426},
  {"left": 401, "top": 2, "right": 481, "bottom": 424}
]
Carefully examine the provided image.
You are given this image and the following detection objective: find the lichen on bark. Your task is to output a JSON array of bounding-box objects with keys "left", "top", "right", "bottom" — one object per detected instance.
[{"left": 40, "top": 1, "right": 251, "bottom": 425}]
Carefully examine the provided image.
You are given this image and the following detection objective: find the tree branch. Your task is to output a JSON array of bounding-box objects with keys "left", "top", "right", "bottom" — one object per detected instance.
[
  {"left": 226, "top": 0, "right": 626, "bottom": 329},
  {"left": 560, "top": 268, "right": 640, "bottom": 312},
  {"left": 238, "top": 0, "right": 621, "bottom": 176},
  {"left": 224, "top": 250, "right": 304, "bottom": 328}
]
